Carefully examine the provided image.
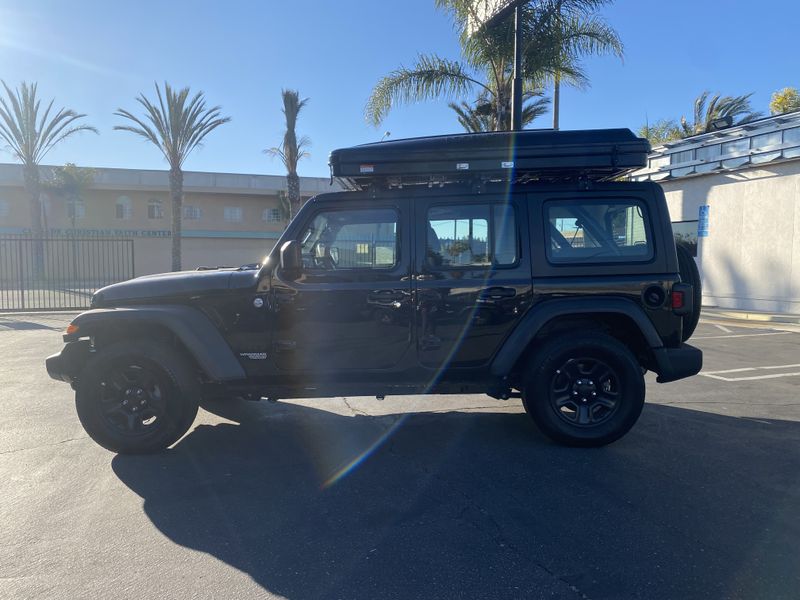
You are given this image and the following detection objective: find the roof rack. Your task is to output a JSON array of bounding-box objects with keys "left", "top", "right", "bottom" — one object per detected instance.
[{"left": 329, "top": 129, "right": 650, "bottom": 191}]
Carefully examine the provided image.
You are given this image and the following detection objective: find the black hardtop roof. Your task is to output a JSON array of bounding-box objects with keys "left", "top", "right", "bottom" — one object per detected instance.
[{"left": 329, "top": 128, "right": 650, "bottom": 190}]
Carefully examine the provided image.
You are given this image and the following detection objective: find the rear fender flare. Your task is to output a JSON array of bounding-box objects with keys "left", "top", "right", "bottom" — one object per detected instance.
[
  {"left": 68, "top": 305, "right": 246, "bottom": 382},
  {"left": 490, "top": 297, "right": 663, "bottom": 377}
]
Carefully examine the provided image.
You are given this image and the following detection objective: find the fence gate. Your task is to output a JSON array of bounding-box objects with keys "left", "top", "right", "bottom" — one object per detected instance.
[{"left": 0, "top": 236, "right": 134, "bottom": 311}]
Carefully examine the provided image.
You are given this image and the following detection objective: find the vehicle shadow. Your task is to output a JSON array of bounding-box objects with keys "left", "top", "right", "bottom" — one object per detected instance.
[{"left": 112, "top": 400, "right": 800, "bottom": 600}]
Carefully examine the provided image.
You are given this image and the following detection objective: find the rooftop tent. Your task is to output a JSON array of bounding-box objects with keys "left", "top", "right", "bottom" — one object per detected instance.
[{"left": 329, "top": 129, "right": 650, "bottom": 190}]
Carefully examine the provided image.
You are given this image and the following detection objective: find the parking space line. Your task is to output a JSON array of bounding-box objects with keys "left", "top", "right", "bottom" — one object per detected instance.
[
  {"left": 700, "top": 363, "right": 800, "bottom": 382},
  {"left": 693, "top": 331, "right": 792, "bottom": 340},
  {"left": 713, "top": 323, "right": 733, "bottom": 333}
]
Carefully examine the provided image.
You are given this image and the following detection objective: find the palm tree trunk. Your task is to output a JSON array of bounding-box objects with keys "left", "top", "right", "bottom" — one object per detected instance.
[
  {"left": 287, "top": 172, "right": 300, "bottom": 220},
  {"left": 552, "top": 75, "right": 561, "bottom": 131},
  {"left": 169, "top": 167, "right": 183, "bottom": 271},
  {"left": 23, "top": 163, "right": 45, "bottom": 277}
]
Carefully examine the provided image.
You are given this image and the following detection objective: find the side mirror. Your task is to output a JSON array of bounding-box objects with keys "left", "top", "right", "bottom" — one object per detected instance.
[{"left": 280, "top": 240, "right": 302, "bottom": 272}]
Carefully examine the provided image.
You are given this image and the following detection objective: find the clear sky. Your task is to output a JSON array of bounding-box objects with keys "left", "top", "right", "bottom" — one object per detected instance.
[{"left": 0, "top": 0, "right": 797, "bottom": 178}]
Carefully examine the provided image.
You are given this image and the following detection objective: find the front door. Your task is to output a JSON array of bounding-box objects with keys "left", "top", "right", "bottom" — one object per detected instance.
[
  {"left": 271, "top": 200, "right": 412, "bottom": 374},
  {"left": 413, "top": 195, "right": 533, "bottom": 371}
]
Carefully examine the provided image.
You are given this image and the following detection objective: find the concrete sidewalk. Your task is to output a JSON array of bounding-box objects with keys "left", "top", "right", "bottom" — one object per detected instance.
[{"left": 702, "top": 306, "right": 800, "bottom": 324}]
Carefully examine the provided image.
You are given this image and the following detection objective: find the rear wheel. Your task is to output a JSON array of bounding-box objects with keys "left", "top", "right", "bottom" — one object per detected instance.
[
  {"left": 75, "top": 341, "right": 199, "bottom": 454},
  {"left": 676, "top": 243, "right": 702, "bottom": 341},
  {"left": 522, "top": 333, "right": 645, "bottom": 447}
]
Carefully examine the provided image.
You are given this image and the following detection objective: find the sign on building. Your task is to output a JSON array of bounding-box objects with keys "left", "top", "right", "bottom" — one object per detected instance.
[{"left": 698, "top": 205, "right": 710, "bottom": 238}]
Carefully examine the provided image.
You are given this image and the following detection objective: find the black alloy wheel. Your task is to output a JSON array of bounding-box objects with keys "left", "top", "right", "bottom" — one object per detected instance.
[
  {"left": 549, "top": 356, "right": 621, "bottom": 427},
  {"left": 76, "top": 341, "right": 199, "bottom": 454},
  {"left": 522, "top": 332, "right": 645, "bottom": 447}
]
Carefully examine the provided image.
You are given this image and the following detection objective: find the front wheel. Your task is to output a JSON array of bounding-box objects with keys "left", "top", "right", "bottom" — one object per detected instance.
[
  {"left": 521, "top": 333, "right": 645, "bottom": 447},
  {"left": 75, "top": 341, "right": 199, "bottom": 454}
]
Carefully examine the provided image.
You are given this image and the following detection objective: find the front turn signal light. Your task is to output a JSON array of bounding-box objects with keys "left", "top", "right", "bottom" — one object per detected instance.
[{"left": 66, "top": 324, "right": 79, "bottom": 335}]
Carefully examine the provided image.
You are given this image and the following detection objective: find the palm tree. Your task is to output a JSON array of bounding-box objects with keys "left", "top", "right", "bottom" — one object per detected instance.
[
  {"left": 449, "top": 89, "right": 550, "bottom": 132},
  {"left": 365, "top": 0, "right": 621, "bottom": 131},
  {"left": 637, "top": 118, "right": 682, "bottom": 146},
  {"left": 545, "top": 0, "right": 623, "bottom": 129},
  {"left": 680, "top": 91, "right": 763, "bottom": 137},
  {"left": 0, "top": 81, "right": 97, "bottom": 274},
  {"left": 265, "top": 89, "right": 310, "bottom": 220},
  {"left": 115, "top": 82, "right": 230, "bottom": 271}
]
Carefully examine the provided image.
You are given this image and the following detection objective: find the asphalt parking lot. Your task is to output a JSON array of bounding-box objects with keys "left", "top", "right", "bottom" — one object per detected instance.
[{"left": 2, "top": 313, "right": 800, "bottom": 599}]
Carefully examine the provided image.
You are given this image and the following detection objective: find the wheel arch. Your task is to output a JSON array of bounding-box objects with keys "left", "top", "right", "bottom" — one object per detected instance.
[
  {"left": 491, "top": 297, "right": 663, "bottom": 381},
  {"left": 67, "top": 305, "right": 246, "bottom": 382}
]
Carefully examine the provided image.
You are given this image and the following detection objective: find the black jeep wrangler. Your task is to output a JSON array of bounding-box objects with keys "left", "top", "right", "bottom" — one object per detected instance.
[{"left": 46, "top": 129, "right": 702, "bottom": 453}]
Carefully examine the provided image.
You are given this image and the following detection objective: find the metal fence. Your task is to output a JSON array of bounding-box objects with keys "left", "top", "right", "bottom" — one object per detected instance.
[{"left": 0, "top": 236, "right": 134, "bottom": 311}]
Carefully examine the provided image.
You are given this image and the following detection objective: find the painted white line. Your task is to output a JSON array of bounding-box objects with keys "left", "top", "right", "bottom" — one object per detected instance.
[
  {"left": 693, "top": 331, "right": 792, "bottom": 340},
  {"left": 713, "top": 323, "right": 733, "bottom": 333},
  {"left": 701, "top": 362, "right": 800, "bottom": 382},
  {"left": 700, "top": 371, "right": 800, "bottom": 382}
]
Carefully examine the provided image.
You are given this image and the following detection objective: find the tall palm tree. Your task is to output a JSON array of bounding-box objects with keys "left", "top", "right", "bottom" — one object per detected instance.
[
  {"left": 0, "top": 81, "right": 97, "bottom": 273},
  {"left": 449, "top": 89, "right": 550, "bottom": 132},
  {"left": 545, "top": 0, "right": 623, "bottom": 129},
  {"left": 115, "top": 82, "right": 230, "bottom": 271},
  {"left": 680, "top": 91, "right": 763, "bottom": 137},
  {"left": 265, "top": 89, "right": 310, "bottom": 220},
  {"left": 366, "top": 0, "right": 621, "bottom": 131}
]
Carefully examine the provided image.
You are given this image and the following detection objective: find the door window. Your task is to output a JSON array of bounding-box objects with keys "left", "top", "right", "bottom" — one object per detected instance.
[
  {"left": 300, "top": 208, "right": 398, "bottom": 270},
  {"left": 426, "top": 203, "right": 518, "bottom": 268}
]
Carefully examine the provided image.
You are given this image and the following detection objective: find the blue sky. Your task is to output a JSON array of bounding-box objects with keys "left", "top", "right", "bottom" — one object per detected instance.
[{"left": 0, "top": 0, "right": 797, "bottom": 178}]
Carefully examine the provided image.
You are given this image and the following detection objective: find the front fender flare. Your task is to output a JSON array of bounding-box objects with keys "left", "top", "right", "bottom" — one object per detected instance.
[{"left": 67, "top": 305, "right": 246, "bottom": 382}]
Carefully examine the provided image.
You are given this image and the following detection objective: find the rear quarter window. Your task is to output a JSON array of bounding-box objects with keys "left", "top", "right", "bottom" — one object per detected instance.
[{"left": 546, "top": 199, "right": 653, "bottom": 264}]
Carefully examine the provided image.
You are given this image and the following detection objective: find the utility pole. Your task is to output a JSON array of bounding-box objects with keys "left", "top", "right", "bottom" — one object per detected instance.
[{"left": 510, "top": 2, "right": 524, "bottom": 131}]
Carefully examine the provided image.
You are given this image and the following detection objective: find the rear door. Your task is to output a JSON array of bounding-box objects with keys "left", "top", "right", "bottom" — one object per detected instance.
[{"left": 413, "top": 194, "right": 533, "bottom": 370}]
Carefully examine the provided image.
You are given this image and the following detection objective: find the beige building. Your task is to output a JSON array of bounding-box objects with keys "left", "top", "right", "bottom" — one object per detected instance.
[
  {"left": 632, "top": 111, "right": 800, "bottom": 314},
  {"left": 0, "top": 164, "right": 336, "bottom": 276}
]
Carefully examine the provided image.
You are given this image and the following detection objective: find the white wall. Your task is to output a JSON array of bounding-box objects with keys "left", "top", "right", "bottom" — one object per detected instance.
[{"left": 661, "top": 160, "right": 800, "bottom": 313}]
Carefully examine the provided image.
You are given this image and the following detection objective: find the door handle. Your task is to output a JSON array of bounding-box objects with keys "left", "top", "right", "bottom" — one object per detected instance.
[{"left": 480, "top": 287, "right": 516, "bottom": 300}]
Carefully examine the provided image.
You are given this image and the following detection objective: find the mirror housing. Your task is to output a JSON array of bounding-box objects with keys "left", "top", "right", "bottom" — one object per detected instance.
[{"left": 280, "top": 240, "right": 302, "bottom": 272}]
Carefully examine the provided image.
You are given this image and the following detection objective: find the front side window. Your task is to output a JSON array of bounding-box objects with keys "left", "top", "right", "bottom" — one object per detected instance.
[
  {"left": 547, "top": 199, "right": 652, "bottom": 263},
  {"left": 300, "top": 208, "right": 398, "bottom": 270},
  {"left": 426, "top": 203, "right": 517, "bottom": 268}
]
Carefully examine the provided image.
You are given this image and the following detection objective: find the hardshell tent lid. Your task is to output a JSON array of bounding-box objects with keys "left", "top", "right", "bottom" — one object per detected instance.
[{"left": 329, "top": 128, "right": 650, "bottom": 189}]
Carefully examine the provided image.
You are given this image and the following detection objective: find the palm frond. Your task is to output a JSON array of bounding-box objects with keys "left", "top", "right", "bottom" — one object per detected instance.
[
  {"left": 365, "top": 54, "right": 489, "bottom": 125},
  {"left": 0, "top": 80, "right": 97, "bottom": 166}
]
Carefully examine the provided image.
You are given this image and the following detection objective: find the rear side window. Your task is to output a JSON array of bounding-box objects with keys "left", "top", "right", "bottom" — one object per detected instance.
[
  {"left": 546, "top": 199, "right": 652, "bottom": 264},
  {"left": 427, "top": 203, "right": 518, "bottom": 268}
]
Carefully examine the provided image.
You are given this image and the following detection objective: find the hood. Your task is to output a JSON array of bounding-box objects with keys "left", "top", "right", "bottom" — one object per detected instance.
[{"left": 92, "top": 268, "right": 258, "bottom": 306}]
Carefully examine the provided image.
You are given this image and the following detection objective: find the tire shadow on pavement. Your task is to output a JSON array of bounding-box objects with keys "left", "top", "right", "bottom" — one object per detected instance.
[{"left": 112, "top": 400, "right": 800, "bottom": 600}]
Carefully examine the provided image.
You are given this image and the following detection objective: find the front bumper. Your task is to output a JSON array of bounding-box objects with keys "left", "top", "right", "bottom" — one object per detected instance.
[
  {"left": 45, "top": 340, "right": 92, "bottom": 384},
  {"left": 653, "top": 343, "right": 703, "bottom": 383}
]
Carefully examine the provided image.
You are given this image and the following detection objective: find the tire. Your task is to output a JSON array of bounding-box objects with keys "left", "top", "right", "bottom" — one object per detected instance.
[
  {"left": 676, "top": 243, "right": 702, "bottom": 341},
  {"left": 75, "top": 340, "right": 199, "bottom": 454},
  {"left": 521, "top": 333, "right": 645, "bottom": 447}
]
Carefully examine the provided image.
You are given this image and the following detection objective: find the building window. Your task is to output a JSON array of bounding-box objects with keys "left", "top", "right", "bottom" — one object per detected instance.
[
  {"left": 67, "top": 200, "right": 85, "bottom": 220},
  {"left": 224, "top": 206, "right": 243, "bottom": 222},
  {"left": 116, "top": 195, "right": 132, "bottom": 220},
  {"left": 147, "top": 198, "right": 163, "bottom": 219},
  {"left": 262, "top": 208, "right": 282, "bottom": 223},
  {"left": 0, "top": 199, "right": 8, "bottom": 218},
  {"left": 183, "top": 205, "right": 202, "bottom": 220}
]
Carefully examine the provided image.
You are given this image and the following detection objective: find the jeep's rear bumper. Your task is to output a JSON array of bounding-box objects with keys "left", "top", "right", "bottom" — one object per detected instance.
[
  {"left": 653, "top": 343, "right": 703, "bottom": 383},
  {"left": 46, "top": 340, "right": 91, "bottom": 384}
]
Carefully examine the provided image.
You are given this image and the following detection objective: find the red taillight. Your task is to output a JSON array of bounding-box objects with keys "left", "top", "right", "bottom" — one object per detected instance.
[{"left": 671, "top": 290, "right": 685, "bottom": 310}]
